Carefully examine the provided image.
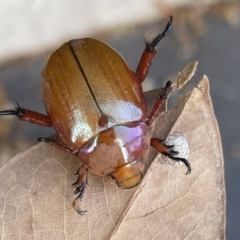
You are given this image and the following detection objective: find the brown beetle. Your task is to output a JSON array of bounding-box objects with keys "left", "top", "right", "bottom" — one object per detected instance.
[{"left": 0, "top": 16, "right": 191, "bottom": 214}]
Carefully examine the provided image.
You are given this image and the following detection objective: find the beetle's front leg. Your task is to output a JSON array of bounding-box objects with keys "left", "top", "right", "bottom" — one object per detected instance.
[
  {"left": 0, "top": 103, "right": 52, "bottom": 127},
  {"left": 151, "top": 138, "right": 191, "bottom": 175},
  {"left": 136, "top": 16, "right": 172, "bottom": 83},
  {"left": 72, "top": 166, "right": 88, "bottom": 215}
]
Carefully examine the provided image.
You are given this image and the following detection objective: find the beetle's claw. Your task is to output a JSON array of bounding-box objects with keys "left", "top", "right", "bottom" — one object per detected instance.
[
  {"left": 72, "top": 166, "right": 88, "bottom": 199},
  {"left": 165, "top": 145, "right": 178, "bottom": 155},
  {"left": 75, "top": 167, "right": 80, "bottom": 176},
  {"left": 72, "top": 167, "right": 88, "bottom": 214},
  {"left": 72, "top": 181, "right": 78, "bottom": 187},
  {"left": 168, "top": 156, "right": 191, "bottom": 175},
  {"left": 76, "top": 209, "right": 87, "bottom": 215},
  {"left": 171, "top": 149, "right": 179, "bottom": 155},
  {"left": 72, "top": 196, "right": 87, "bottom": 215},
  {"left": 74, "top": 186, "right": 81, "bottom": 194},
  {"left": 73, "top": 182, "right": 87, "bottom": 199},
  {"left": 185, "top": 166, "right": 191, "bottom": 175},
  {"left": 182, "top": 159, "right": 191, "bottom": 175}
]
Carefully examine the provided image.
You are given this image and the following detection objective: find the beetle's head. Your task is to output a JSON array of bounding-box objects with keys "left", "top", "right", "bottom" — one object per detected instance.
[{"left": 111, "top": 160, "right": 144, "bottom": 189}]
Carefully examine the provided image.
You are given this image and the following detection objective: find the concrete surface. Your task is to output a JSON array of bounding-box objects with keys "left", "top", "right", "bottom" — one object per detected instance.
[{"left": 0, "top": 0, "right": 212, "bottom": 63}]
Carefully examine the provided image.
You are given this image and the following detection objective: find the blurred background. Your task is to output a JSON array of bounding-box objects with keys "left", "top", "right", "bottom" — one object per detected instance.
[{"left": 0, "top": 1, "right": 239, "bottom": 239}]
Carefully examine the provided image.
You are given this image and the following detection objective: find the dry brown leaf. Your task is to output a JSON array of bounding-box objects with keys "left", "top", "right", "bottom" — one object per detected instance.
[
  {"left": 0, "top": 76, "right": 225, "bottom": 240},
  {"left": 173, "top": 61, "right": 198, "bottom": 90},
  {"left": 111, "top": 76, "right": 225, "bottom": 240}
]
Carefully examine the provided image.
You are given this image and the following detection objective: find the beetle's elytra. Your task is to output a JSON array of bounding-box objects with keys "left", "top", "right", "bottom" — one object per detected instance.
[{"left": 0, "top": 16, "right": 191, "bottom": 214}]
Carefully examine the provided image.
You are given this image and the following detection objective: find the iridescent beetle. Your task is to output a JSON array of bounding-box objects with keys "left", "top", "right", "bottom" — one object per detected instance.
[{"left": 0, "top": 17, "right": 191, "bottom": 214}]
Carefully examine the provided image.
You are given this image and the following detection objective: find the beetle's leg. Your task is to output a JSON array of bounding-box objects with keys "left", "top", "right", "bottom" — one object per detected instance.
[
  {"left": 72, "top": 166, "right": 88, "bottom": 197},
  {"left": 136, "top": 16, "right": 172, "bottom": 83},
  {"left": 72, "top": 166, "right": 88, "bottom": 215},
  {"left": 146, "top": 81, "right": 172, "bottom": 126},
  {"left": 38, "top": 137, "right": 73, "bottom": 153},
  {"left": 39, "top": 138, "right": 88, "bottom": 215},
  {"left": 0, "top": 103, "right": 51, "bottom": 127},
  {"left": 151, "top": 138, "right": 191, "bottom": 175}
]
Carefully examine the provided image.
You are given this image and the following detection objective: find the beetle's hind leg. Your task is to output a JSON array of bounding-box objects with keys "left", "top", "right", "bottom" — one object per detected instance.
[
  {"left": 151, "top": 138, "right": 191, "bottom": 175},
  {"left": 72, "top": 166, "right": 88, "bottom": 215},
  {"left": 136, "top": 16, "right": 172, "bottom": 83},
  {"left": 0, "top": 102, "right": 52, "bottom": 127}
]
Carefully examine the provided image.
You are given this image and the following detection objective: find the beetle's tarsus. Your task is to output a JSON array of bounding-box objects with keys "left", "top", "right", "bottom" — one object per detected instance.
[
  {"left": 146, "top": 16, "right": 172, "bottom": 52},
  {"left": 0, "top": 103, "right": 52, "bottom": 127},
  {"left": 0, "top": 102, "right": 24, "bottom": 116},
  {"left": 77, "top": 185, "right": 86, "bottom": 200},
  {"left": 159, "top": 81, "right": 172, "bottom": 99},
  {"left": 74, "top": 182, "right": 87, "bottom": 199},
  {"left": 151, "top": 138, "right": 191, "bottom": 174},
  {"left": 168, "top": 156, "right": 192, "bottom": 175},
  {"left": 136, "top": 17, "right": 173, "bottom": 84},
  {"left": 72, "top": 166, "right": 88, "bottom": 200},
  {"left": 146, "top": 81, "right": 173, "bottom": 126}
]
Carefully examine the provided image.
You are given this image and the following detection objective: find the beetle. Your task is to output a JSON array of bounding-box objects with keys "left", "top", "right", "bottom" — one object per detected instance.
[{"left": 0, "top": 16, "right": 191, "bottom": 214}]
